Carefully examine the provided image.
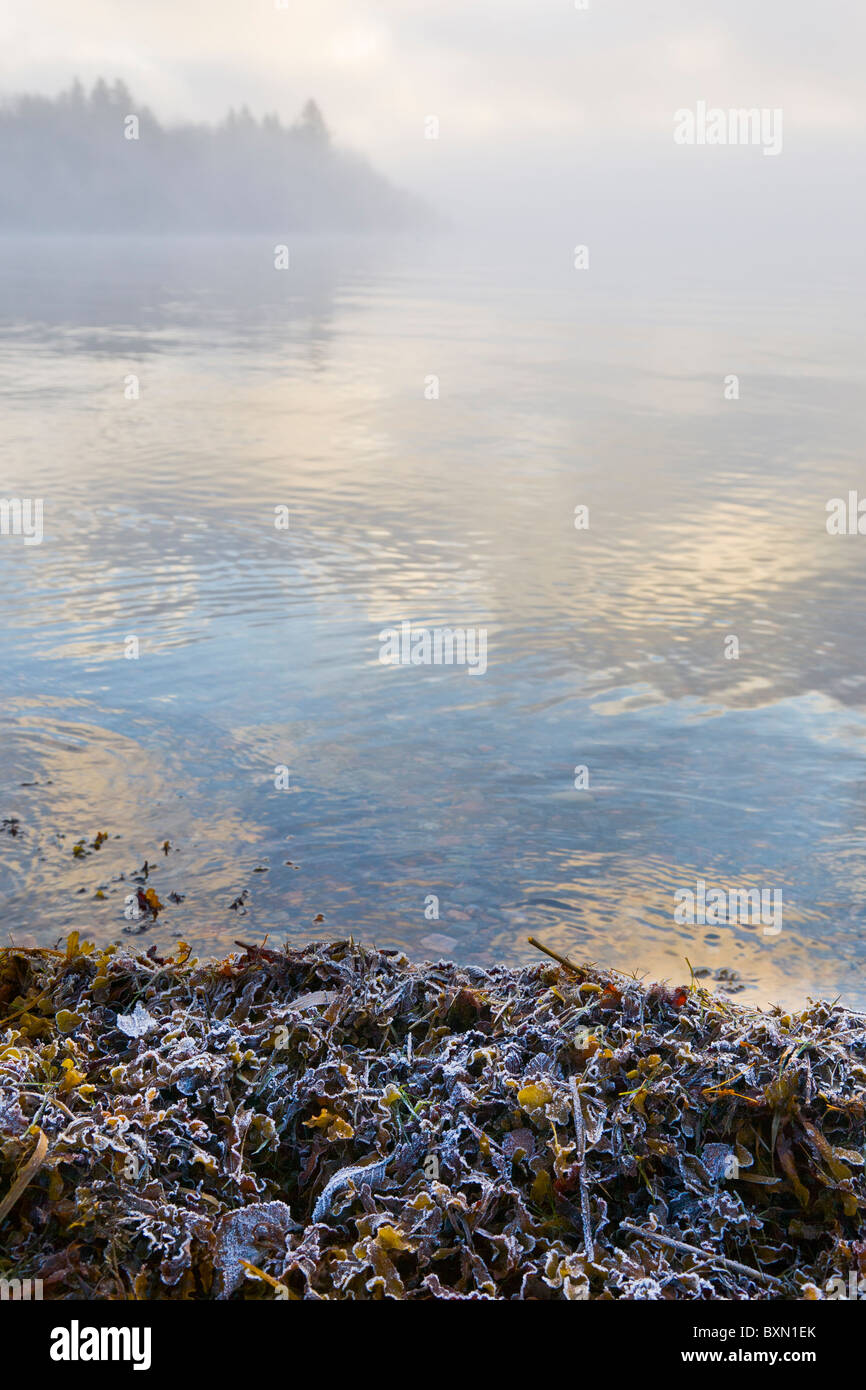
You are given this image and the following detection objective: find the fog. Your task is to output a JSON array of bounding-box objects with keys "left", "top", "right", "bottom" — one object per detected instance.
[
  {"left": 0, "top": 0, "right": 864, "bottom": 253},
  {"left": 0, "top": 80, "right": 423, "bottom": 233},
  {"left": 3, "top": 2, "right": 866, "bottom": 1005}
]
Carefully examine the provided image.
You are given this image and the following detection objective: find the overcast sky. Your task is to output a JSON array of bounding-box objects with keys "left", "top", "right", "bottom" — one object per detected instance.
[{"left": 2, "top": 1, "right": 863, "bottom": 231}]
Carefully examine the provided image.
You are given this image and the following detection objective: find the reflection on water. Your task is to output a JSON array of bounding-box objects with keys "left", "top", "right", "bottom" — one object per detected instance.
[{"left": 2, "top": 235, "right": 866, "bottom": 1009}]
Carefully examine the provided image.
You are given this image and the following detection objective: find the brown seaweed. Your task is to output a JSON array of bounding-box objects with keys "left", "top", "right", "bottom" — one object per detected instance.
[{"left": 0, "top": 931, "right": 864, "bottom": 1299}]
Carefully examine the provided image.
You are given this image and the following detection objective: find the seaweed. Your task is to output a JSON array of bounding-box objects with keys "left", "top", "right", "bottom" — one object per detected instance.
[{"left": 0, "top": 931, "right": 864, "bottom": 1299}]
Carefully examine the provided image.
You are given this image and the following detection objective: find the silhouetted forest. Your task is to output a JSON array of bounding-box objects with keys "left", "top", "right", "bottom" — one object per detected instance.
[{"left": 0, "top": 80, "right": 425, "bottom": 232}]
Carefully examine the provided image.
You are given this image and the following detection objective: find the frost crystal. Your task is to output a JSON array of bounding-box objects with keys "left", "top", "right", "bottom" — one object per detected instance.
[{"left": 116, "top": 1001, "right": 158, "bottom": 1038}]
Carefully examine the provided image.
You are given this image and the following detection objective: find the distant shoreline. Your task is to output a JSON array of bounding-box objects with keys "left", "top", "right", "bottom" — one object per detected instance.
[{"left": 0, "top": 80, "right": 430, "bottom": 235}]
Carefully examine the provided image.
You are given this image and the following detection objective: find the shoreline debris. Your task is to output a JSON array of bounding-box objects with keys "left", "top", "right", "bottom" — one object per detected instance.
[{"left": 1, "top": 933, "right": 864, "bottom": 1299}]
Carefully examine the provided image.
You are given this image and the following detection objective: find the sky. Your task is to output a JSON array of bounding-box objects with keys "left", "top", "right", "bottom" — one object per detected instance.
[{"left": 1, "top": 0, "right": 864, "bottom": 233}]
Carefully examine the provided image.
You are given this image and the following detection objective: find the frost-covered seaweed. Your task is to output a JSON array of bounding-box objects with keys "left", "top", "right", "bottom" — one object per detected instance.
[{"left": 0, "top": 932, "right": 864, "bottom": 1299}]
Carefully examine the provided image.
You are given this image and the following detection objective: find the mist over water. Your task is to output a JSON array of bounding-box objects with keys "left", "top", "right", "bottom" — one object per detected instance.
[
  {"left": 0, "top": 81, "right": 425, "bottom": 232},
  {"left": 2, "top": 231, "right": 865, "bottom": 1009}
]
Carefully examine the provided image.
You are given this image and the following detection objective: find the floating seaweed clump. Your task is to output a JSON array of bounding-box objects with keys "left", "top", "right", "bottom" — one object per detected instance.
[{"left": 1, "top": 931, "right": 865, "bottom": 1300}]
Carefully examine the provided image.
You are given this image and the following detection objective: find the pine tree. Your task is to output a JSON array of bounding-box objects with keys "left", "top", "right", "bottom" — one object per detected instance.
[{"left": 298, "top": 99, "right": 329, "bottom": 144}]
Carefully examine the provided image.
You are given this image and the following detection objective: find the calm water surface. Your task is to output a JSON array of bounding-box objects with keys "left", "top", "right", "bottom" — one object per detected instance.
[{"left": 2, "top": 235, "right": 866, "bottom": 1009}]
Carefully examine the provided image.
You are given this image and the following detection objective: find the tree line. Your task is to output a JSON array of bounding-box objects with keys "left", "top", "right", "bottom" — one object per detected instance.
[{"left": 0, "top": 80, "right": 423, "bottom": 232}]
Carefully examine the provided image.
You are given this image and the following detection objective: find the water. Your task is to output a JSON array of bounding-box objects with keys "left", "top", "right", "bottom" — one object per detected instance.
[{"left": 2, "top": 233, "right": 866, "bottom": 1010}]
